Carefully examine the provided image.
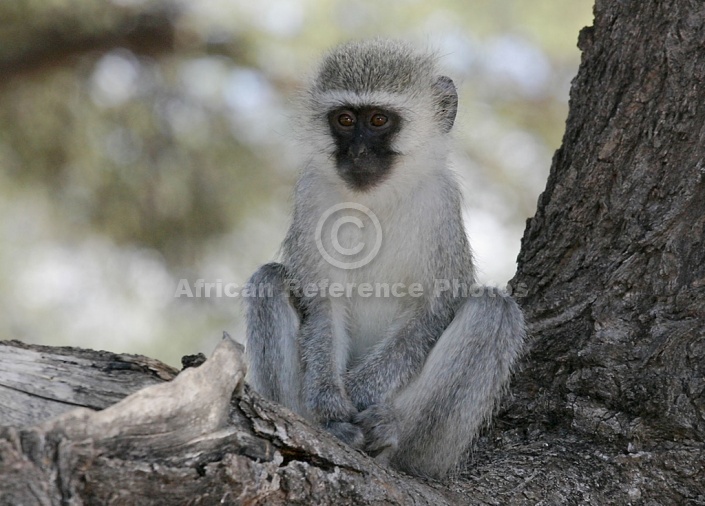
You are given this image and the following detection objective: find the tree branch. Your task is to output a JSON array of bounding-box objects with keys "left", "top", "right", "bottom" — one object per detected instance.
[
  {"left": 0, "top": 338, "right": 460, "bottom": 505},
  {"left": 0, "top": 8, "right": 177, "bottom": 84}
]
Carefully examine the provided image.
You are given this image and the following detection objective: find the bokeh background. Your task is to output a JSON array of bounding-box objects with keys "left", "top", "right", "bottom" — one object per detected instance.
[{"left": 0, "top": 0, "right": 593, "bottom": 366}]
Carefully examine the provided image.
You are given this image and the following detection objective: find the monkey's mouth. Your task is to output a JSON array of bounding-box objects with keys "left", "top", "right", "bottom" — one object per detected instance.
[{"left": 336, "top": 153, "right": 396, "bottom": 192}]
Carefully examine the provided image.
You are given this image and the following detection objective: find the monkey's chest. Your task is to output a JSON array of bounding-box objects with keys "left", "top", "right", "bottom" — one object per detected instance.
[
  {"left": 343, "top": 295, "right": 415, "bottom": 366},
  {"left": 328, "top": 256, "right": 424, "bottom": 365},
  {"left": 314, "top": 195, "right": 435, "bottom": 362}
]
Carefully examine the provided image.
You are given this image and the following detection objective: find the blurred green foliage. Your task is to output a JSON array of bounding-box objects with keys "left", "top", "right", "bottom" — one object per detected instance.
[{"left": 0, "top": 0, "right": 593, "bottom": 365}]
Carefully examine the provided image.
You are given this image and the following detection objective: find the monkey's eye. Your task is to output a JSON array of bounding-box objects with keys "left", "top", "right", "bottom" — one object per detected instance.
[
  {"left": 370, "top": 114, "right": 388, "bottom": 127},
  {"left": 337, "top": 113, "right": 355, "bottom": 127}
]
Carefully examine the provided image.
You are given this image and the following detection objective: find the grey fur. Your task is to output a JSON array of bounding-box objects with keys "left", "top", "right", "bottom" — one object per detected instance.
[
  {"left": 245, "top": 263, "right": 305, "bottom": 415},
  {"left": 245, "top": 39, "right": 525, "bottom": 479},
  {"left": 313, "top": 39, "right": 437, "bottom": 95}
]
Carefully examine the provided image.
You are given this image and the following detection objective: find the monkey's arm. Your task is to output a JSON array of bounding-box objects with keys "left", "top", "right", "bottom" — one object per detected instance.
[
  {"left": 344, "top": 295, "right": 458, "bottom": 411},
  {"left": 298, "top": 297, "right": 366, "bottom": 446}
]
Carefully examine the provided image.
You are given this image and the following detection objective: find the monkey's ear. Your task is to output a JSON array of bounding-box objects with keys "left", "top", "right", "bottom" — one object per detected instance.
[{"left": 433, "top": 76, "right": 458, "bottom": 133}]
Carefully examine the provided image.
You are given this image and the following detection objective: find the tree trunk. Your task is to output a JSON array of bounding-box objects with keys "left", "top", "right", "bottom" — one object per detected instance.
[
  {"left": 2, "top": 0, "right": 704, "bottom": 504},
  {"left": 489, "top": 0, "right": 705, "bottom": 501}
]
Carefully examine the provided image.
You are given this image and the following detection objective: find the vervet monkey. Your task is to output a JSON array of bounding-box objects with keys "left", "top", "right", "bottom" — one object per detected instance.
[{"left": 245, "top": 39, "right": 525, "bottom": 479}]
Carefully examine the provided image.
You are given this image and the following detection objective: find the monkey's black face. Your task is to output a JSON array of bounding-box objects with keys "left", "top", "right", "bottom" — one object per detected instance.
[{"left": 327, "top": 106, "right": 401, "bottom": 191}]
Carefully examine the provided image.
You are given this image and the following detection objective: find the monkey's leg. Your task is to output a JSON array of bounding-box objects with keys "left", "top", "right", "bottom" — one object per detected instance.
[
  {"left": 245, "top": 262, "right": 306, "bottom": 416},
  {"left": 357, "top": 291, "right": 525, "bottom": 479}
]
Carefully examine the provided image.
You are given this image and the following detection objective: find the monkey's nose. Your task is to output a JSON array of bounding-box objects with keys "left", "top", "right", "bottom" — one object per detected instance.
[{"left": 350, "top": 142, "right": 367, "bottom": 158}]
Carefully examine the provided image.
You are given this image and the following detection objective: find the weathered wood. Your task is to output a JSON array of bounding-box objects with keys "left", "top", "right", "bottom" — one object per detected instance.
[
  {"left": 0, "top": 340, "right": 177, "bottom": 427},
  {"left": 0, "top": 338, "right": 460, "bottom": 505}
]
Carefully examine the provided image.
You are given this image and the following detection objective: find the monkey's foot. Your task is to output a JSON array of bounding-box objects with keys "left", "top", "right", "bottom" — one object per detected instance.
[
  {"left": 324, "top": 420, "right": 365, "bottom": 449},
  {"left": 354, "top": 403, "right": 400, "bottom": 458}
]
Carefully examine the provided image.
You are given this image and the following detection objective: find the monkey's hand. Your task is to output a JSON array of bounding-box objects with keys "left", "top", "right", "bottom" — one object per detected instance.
[
  {"left": 325, "top": 420, "right": 365, "bottom": 448},
  {"left": 305, "top": 381, "right": 365, "bottom": 448},
  {"left": 354, "top": 403, "right": 400, "bottom": 464}
]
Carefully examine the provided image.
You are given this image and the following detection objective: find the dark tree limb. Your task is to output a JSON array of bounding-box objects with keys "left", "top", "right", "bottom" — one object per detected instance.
[{"left": 0, "top": 6, "right": 178, "bottom": 84}]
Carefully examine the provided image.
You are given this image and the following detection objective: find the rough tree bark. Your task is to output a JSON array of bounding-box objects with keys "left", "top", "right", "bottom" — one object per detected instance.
[
  {"left": 471, "top": 0, "right": 705, "bottom": 502},
  {"left": 1, "top": 0, "right": 704, "bottom": 504},
  {"left": 0, "top": 338, "right": 462, "bottom": 505}
]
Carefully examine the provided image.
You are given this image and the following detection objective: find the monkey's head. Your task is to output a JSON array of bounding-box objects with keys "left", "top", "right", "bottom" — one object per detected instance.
[{"left": 305, "top": 39, "right": 458, "bottom": 192}]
